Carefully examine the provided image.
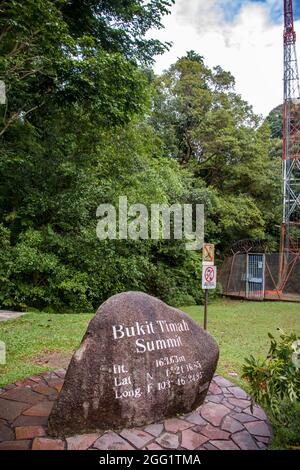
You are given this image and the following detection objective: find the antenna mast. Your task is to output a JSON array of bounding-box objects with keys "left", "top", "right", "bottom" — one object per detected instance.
[{"left": 281, "top": 0, "right": 300, "bottom": 264}]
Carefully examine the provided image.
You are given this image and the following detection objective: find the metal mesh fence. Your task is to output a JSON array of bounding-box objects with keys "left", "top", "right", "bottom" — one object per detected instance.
[{"left": 219, "top": 252, "right": 300, "bottom": 302}]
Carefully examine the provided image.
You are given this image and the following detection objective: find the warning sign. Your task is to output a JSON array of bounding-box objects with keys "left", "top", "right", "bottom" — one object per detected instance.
[
  {"left": 202, "top": 265, "right": 217, "bottom": 290},
  {"left": 202, "top": 243, "right": 215, "bottom": 266}
]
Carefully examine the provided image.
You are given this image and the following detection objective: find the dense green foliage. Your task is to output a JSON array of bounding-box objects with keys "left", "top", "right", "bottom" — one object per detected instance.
[
  {"left": 150, "top": 54, "right": 282, "bottom": 251},
  {"left": 266, "top": 105, "right": 283, "bottom": 140},
  {"left": 0, "top": 2, "right": 283, "bottom": 311},
  {"left": 242, "top": 331, "right": 300, "bottom": 417},
  {"left": 242, "top": 331, "right": 300, "bottom": 449},
  {"left": 269, "top": 401, "right": 300, "bottom": 449}
]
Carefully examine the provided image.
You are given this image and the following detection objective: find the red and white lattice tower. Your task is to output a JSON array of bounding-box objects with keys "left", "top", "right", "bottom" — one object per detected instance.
[{"left": 281, "top": 0, "right": 300, "bottom": 264}]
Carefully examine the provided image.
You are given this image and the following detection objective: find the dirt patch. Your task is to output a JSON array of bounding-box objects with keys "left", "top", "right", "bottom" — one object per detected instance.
[{"left": 32, "top": 351, "right": 72, "bottom": 369}]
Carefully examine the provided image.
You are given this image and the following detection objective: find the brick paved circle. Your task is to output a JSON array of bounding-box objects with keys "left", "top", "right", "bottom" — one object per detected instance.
[{"left": 0, "top": 371, "right": 273, "bottom": 450}]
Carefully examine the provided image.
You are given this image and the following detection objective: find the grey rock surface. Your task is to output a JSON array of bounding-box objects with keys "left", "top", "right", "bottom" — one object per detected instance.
[{"left": 48, "top": 292, "right": 219, "bottom": 436}]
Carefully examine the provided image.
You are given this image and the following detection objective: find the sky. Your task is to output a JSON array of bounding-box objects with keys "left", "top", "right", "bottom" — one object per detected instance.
[{"left": 151, "top": 0, "right": 300, "bottom": 117}]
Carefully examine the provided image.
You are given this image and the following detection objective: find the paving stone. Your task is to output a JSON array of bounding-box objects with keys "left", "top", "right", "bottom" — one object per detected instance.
[
  {"left": 228, "top": 398, "right": 250, "bottom": 409},
  {"left": 227, "top": 386, "right": 249, "bottom": 399},
  {"left": 120, "top": 429, "right": 153, "bottom": 449},
  {"left": 144, "top": 423, "right": 164, "bottom": 437},
  {"left": 253, "top": 435, "right": 270, "bottom": 444},
  {"left": 205, "top": 395, "right": 223, "bottom": 404},
  {"left": 32, "top": 384, "right": 58, "bottom": 399},
  {"left": 1, "top": 387, "right": 45, "bottom": 405},
  {"left": 54, "top": 369, "right": 66, "bottom": 378},
  {"left": 210, "top": 440, "right": 240, "bottom": 450},
  {"left": 15, "top": 425, "right": 45, "bottom": 440},
  {"left": 257, "top": 441, "right": 267, "bottom": 449},
  {"left": 181, "top": 429, "right": 209, "bottom": 450},
  {"left": 203, "top": 442, "right": 219, "bottom": 450},
  {"left": 66, "top": 433, "right": 99, "bottom": 450},
  {"left": 15, "top": 380, "right": 28, "bottom": 387},
  {"left": 0, "top": 372, "right": 273, "bottom": 452},
  {"left": 147, "top": 442, "right": 163, "bottom": 450},
  {"left": 245, "top": 406, "right": 268, "bottom": 421},
  {"left": 13, "top": 415, "right": 48, "bottom": 427},
  {"left": 0, "top": 439, "right": 31, "bottom": 450},
  {"left": 185, "top": 411, "right": 207, "bottom": 426},
  {"left": 32, "top": 437, "right": 65, "bottom": 450},
  {"left": 42, "top": 372, "right": 58, "bottom": 382},
  {"left": 3, "top": 384, "right": 17, "bottom": 391},
  {"left": 53, "top": 382, "right": 63, "bottom": 393},
  {"left": 221, "top": 400, "right": 236, "bottom": 410},
  {"left": 213, "top": 376, "right": 233, "bottom": 388},
  {"left": 0, "top": 398, "right": 29, "bottom": 421},
  {"left": 208, "top": 383, "right": 222, "bottom": 395},
  {"left": 200, "top": 403, "right": 229, "bottom": 426},
  {"left": 93, "top": 432, "right": 134, "bottom": 450},
  {"left": 244, "top": 421, "right": 271, "bottom": 437},
  {"left": 164, "top": 417, "right": 192, "bottom": 433},
  {"left": 192, "top": 424, "right": 206, "bottom": 433},
  {"left": 200, "top": 423, "right": 230, "bottom": 440},
  {"left": 21, "top": 379, "right": 38, "bottom": 388},
  {"left": 46, "top": 379, "right": 63, "bottom": 392},
  {"left": 29, "top": 376, "right": 43, "bottom": 384},
  {"left": 0, "top": 419, "right": 14, "bottom": 441},
  {"left": 231, "top": 412, "right": 258, "bottom": 423},
  {"left": 23, "top": 401, "right": 54, "bottom": 417},
  {"left": 232, "top": 430, "right": 259, "bottom": 450},
  {"left": 156, "top": 432, "right": 179, "bottom": 449},
  {"left": 0, "top": 311, "right": 26, "bottom": 321},
  {"left": 221, "top": 416, "right": 244, "bottom": 433}
]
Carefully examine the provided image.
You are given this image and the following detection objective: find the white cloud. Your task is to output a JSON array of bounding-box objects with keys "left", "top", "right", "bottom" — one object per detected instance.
[{"left": 151, "top": 0, "right": 300, "bottom": 117}]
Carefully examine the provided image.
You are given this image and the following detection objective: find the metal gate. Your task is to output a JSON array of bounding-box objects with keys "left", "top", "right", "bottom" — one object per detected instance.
[{"left": 246, "top": 254, "right": 265, "bottom": 300}]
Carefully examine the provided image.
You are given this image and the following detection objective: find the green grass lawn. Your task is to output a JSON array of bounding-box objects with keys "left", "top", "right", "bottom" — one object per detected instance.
[
  {"left": 0, "top": 298, "right": 299, "bottom": 448},
  {"left": 184, "top": 299, "right": 300, "bottom": 386},
  {"left": 0, "top": 312, "right": 93, "bottom": 388}
]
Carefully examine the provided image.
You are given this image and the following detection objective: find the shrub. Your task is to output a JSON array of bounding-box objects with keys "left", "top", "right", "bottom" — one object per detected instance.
[
  {"left": 269, "top": 401, "right": 300, "bottom": 449},
  {"left": 242, "top": 330, "right": 300, "bottom": 419}
]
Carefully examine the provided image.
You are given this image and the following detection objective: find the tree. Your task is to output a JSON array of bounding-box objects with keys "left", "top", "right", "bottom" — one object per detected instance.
[
  {"left": 2, "top": 0, "right": 206, "bottom": 312},
  {"left": 0, "top": 8, "right": 285, "bottom": 311},
  {"left": 266, "top": 105, "right": 283, "bottom": 139},
  {"left": 0, "top": 110, "right": 202, "bottom": 311},
  {"left": 0, "top": 0, "right": 174, "bottom": 138},
  {"left": 150, "top": 53, "right": 282, "bottom": 250},
  {"left": 61, "top": 0, "right": 175, "bottom": 64}
]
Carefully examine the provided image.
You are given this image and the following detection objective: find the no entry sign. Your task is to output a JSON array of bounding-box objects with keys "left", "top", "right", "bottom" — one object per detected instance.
[{"left": 202, "top": 265, "right": 217, "bottom": 289}]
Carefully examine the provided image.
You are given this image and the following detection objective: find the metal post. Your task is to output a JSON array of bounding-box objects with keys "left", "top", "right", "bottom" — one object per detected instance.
[{"left": 204, "top": 289, "right": 208, "bottom": 331}]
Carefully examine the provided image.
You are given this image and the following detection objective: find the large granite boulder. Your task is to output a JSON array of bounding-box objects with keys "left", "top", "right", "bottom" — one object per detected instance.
[{"left": 48, "top": 292, "right": 219, "bottom": 436}]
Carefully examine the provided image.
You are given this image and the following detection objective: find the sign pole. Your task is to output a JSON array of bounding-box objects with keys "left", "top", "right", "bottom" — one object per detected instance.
[
  {"left": 204, "top": 289, "right": 208, "bottom": 330},
  {"left": 202, "top": 243, "right": 216, "bottom": 332}
]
